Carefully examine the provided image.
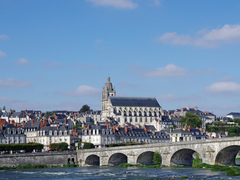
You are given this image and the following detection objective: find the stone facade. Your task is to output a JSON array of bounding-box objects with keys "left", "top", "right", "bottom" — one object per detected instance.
[{"left": 101, "top": 77, "right": 164, "bottom": 128}]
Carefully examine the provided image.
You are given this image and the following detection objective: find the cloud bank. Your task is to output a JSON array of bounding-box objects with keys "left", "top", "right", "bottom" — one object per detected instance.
[
  {"left": 205, "top": 81, "right": 240, "bottom": 93},
  {"left": 157, "top": 24, "right": 240, "bottom": 48},
  {"left": 142, "top": 64, "right": 188, "bottom": 78},
  {"left": 61, "top": 85, "right": 101, "bottom": 96},
  {"left": 85, "top": 0, "right": 138, "bottom": 9},
  {"left": 0, "top": 78, "right": 31, "bottom": 88}
]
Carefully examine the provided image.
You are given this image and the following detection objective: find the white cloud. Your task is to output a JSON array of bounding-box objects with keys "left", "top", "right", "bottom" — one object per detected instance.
[
  {"left": 86, "top": 0, "right": 138, "bottom": 9},
  {"left": 151, "top": 0, "right": 161, "bottom": 6},
  {"left": 194, "top": 68, "right": 215, "bottom": 74},
  {"left": 157, "top": 94, "right": 200, "bottom": 102},
  {"left": 18, "top": 58, "right": 31, "bottom": 65},
  {"left": 142, "top": 64, "right": 188, "bottom": 78},
  {"left": 61, "top": 85, "right": 101, "bottom": 96},
  {"left": 0, "top": 78, "right": 31, "bottom": 88},
  {"left": 0, "top": 97, "right": 50, "bottom": 111},
  {"left": 157, "top": 24, "right": 240, "bottom": 48},
  {"left": 205, "top": 81, "right": 240, "bottom": 93},
  {"left": 0, "top": 50, "right": 7, "bottom": 57},
  {"left": 0, "top": 34, "right": 8, "bottom": 39}
]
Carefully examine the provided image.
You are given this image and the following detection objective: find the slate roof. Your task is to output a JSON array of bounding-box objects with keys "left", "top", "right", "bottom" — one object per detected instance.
[
  {"left": 227, "top": 112, "right": 240, "bottom": 116},
  {"left": 110, "top": 97, "right": 160, "bottom": 107}
]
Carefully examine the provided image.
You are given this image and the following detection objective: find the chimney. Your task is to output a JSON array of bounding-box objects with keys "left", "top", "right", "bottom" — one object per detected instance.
[
  {"left": 105, "top": 120, "right": 108, "bottom": 125},
  {"left": 22, "top": 121, "right": 25, "bottom": 127},
  {"left": 84, "top": 125, "right": 87, "bottom": 130},
  {"left": 186, "top": 107, "right": 190, "bottom": 110},
  {"left": 168, "top": 110, "right": 170, "bottom": 115},
  {"left": 75, "top": 113, "right": 77, "bottom": 118},
  {"left": 23, "top": 111, "right": 25, "bottom": 117},
  {"left": 125, "top": 126, "right": 128, "bottom": 133},
  {"left": 8, "top": 120, "right": 10, "bottom": 124},
  {"left": 177, "top": 114, "right": 180, "bottom": 117},
  {"left": 196, "top": 127, "right": 199, "bottom": 129},
  {"left": 144, "top": 126, "right": 147, "bottom": 132},
  {"left": 113, "top": 126, "right": 116, "bottom": 133},
  {"left": 165, "top": 112, "right": 167, "bottom": 116},
  {"left": 65, "top": 118, "right": 67, "bottom": 126},
  {"left": 31, "top": 120, "right": 34, "bottom": 125},
  {"left": 173, "top": 114, "right": 176, "bottom": 117},
  {"left": 181, "top": 108, "right": 184, "bottom": 116},
  {"left": 129, "top": 126, "right": 133, "bottom": 130},
  {"left": 194, "top": 107, "right": 198, "bottom": 111},
  {"left": 0, "top": 124, "right": 3, "bottom": 130},
  {"left": 200, "top": 127, "right": 203, "bottom": 132},
  {"left": 107, "top": 124, "right": 109, "bottom": 129},
  {"left": 57, "top": 124, "right": 59, "bottom": 130},
  {"left": 17, "top": 124, "right": 21, "bottom": 129},
  {"left": 40, "top": 120, "right": 43, "bottom": 130},
  {"left": 44, "top": 120, "right": 47, "bottom": 127}
]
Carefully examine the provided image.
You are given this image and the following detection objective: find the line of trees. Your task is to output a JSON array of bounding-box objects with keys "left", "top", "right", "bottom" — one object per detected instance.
[{"left": 0, "top": 143, "right": 43, "bottom": 152}]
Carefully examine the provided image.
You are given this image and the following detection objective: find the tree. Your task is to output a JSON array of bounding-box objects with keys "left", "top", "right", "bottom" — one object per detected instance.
[
  {"left": 3, "top": 106, "right": 6, "bottom": 111},
  {"left": 180, "top": 113, "right": 202, "bottom": 128},
  {"left": 80, "top": 104, "right": 90, "bottom": 113},
  {"left": 153, "top": 151, "right": 162, "bottom": 165}
]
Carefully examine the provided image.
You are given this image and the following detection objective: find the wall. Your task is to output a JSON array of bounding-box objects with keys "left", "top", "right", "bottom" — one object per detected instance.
[{"left": 0, "top": 151, "right": 77, "bottom": 167}]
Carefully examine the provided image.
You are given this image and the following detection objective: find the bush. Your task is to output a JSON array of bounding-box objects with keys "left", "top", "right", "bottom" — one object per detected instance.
[
  {"left": 192, "top": 154, "right": 202, "bottom": 167},
  {"left": 78, "top": 142, "right": 94, "bottom": 149},
  {"left": 153, "top": 151, "right": 162, "bottom": 165},
  {"left": 0, "top": 143, "right": 43, "bottom": 152},
  {"left": 49, "top": 142, "right": 68, "bottom": 151}
]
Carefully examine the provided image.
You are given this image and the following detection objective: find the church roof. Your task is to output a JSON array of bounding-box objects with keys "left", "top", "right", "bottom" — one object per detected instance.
[{"left": 110, "top": 96, "right": 160, "bottom": 107}]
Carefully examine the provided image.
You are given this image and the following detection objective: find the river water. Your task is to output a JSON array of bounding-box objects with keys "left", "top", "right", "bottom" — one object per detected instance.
[{"left": 1, "top": 166, "right": 240, "bottom": 180}]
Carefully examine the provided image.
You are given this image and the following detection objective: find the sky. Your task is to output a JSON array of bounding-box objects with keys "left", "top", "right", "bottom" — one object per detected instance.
[{"left": 0, "top": 0, "right": 240, "bottom": 117}]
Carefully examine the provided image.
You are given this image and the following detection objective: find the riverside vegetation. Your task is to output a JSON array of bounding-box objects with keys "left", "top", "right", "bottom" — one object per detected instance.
[{"left": 192, "top": 154, "right": 240, "bottom": 176}]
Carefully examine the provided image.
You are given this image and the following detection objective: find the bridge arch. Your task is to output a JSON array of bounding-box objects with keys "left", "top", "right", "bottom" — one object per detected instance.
[
  {"left": 137, "top": 151, "right": 155, "bottom": 165},
  {"left": 85, "top": 154, "right": 100, "bottom": 166},
  {"left": 215, "top": 145, "right": 240, "bottom": 165},
  {"left": 170, "top": 148, "right": 200, "bottom": 166},
  {"left": 108, "top": 153, "right": 127, "bottom": 166}
]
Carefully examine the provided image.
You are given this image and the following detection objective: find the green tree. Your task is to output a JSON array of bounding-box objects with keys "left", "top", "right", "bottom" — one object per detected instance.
[
  {"left": 153, "top": 151, "right": 162, "bottom": 165},
  {"left": 3, "top": 106, "right": 6, "bottom": 110},
  {"left": 180, "top": 113, "right": 202, "bottom": 128},
  {"left": 80, "top": 104, "right": 90, "bottom": 113}
]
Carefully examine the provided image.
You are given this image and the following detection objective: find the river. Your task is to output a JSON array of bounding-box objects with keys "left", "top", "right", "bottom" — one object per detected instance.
[{"left": 1, "top": 166, "right": 240, "bottom": 180}]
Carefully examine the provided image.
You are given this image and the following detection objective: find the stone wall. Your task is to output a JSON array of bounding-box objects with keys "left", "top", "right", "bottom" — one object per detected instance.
[{"left": 0, "top": 151, "right": 77, "bottom": 167}]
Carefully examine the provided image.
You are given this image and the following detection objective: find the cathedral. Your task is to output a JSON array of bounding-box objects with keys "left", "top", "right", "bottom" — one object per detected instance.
[{"left": 101, "top": 77, "right": 164, "bottom": 128}]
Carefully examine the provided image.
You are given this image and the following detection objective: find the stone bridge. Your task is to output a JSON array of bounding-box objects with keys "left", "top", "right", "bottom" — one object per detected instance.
[{"left": 77, "top": 137, "right": 240, "bottom": 166}]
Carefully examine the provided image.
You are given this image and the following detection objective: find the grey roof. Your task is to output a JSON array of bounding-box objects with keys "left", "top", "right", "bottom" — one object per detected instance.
[
  {"left": 227, "top": 112, "right": 240, "bottom": 116},
  {"left": 110, "top": 97, "right": 160, "bottom": 107}
]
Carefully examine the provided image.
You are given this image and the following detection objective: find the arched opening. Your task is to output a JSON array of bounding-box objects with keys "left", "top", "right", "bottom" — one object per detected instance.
[
  {"left": 108, "top": 153, "right": 127, "bottom": 166},
  {"left": 171, "top": 149, "right": 199, "bottom": 166},
  {"left": 137, "top": 151, "right": 155, "bottom": 165},
  {"left": 215, "top": 145, "right": 240, "bottom": 165},
  {"left": 85, "top": 155, "right": 100, "bottom": 166}
]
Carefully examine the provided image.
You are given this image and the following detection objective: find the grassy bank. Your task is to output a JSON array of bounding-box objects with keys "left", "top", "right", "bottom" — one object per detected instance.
[
  {"left": 0, "top": 163, "right": 78, "bottom": 170},
  {"left": 193, "top": 156, "right": 240, "bottom": 176}
]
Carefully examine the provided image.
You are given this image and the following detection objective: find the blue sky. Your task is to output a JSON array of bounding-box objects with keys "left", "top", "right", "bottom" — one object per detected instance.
[{"left": 1, "top": 0, "right": 240, "bottom": 117}]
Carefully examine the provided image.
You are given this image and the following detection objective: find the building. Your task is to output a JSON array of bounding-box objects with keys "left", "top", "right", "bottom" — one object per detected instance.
[
  {"left": 79, "top": 125, "right": 170, "bottom": 148},
  {"left": 101, "top": 77, "right": 164, "bottom": 128},
  {"left": 0, "top": 119, "right": 26, "bottom": 145},
  {"left": 226, "top": 112, "right": 240, "bottom": 120}
]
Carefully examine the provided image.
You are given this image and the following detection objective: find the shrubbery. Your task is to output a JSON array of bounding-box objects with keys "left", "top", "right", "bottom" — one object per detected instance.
[
  {"left": 78, "top": 142, "right": 94, "bottom": 149},
  {"left": 0, "top": 143, "right": 43, "bottom": 152},
  {"left": 49, "top": 142, "right": 68, "bottom": 151}
]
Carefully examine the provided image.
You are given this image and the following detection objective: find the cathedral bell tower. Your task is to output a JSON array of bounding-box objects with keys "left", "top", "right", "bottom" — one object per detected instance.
[{"left": 101, "top": 77, "right": 116, "bottom": 118}]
